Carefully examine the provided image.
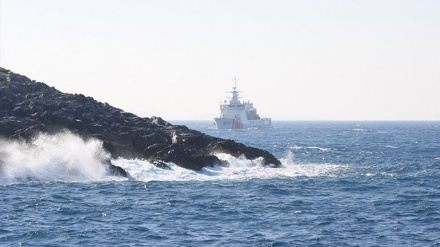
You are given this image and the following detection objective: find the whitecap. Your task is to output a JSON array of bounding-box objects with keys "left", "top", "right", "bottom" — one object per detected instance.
[
  {"left": 290, "top": 145, "right": 331, "bottom": 152},
  {"left": 384, "top": 145, "right": 398, "bottom": 149},
  {"left": 353, "top": 128, "right": 368, "bottom": 132}
]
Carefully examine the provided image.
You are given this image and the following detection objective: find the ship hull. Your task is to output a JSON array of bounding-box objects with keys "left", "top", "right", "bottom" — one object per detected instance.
[{"left": 214, "top": 117, "right": 271, "bottom": 129}]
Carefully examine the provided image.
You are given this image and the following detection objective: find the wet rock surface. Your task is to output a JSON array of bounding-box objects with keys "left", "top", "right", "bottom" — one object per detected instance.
[{"left": 0, "top": 67, "right": 281, "bottom": 173}]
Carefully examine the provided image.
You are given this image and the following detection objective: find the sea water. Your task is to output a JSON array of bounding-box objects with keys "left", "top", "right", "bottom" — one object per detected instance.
[{"left": 1, "top": 121, "right": 439, "bottom": 246}]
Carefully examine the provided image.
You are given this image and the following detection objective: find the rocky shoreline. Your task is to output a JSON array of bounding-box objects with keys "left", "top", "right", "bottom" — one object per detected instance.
[{"left": 0, "top": 67, "right": 281, "bottom": 176}]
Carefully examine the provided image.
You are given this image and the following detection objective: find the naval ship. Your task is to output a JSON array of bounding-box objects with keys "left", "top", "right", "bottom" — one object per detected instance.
[{"left": 214, "top": 83, "right": 271, "bottom": 129}]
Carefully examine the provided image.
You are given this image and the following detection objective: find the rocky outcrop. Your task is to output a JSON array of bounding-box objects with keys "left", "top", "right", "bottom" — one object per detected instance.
[{"left": 0, "top": 67, "right": 281, "bottom": 173}]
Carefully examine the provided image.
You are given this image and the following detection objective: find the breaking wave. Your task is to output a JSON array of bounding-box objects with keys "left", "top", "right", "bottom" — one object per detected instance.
[
  {"left": 113, "top": 151, "right": 349, "bottom": 182},
  {"left": 0, "top": 132, "right": 111, "bottom": 184},
  {"left": 0, "top": 133, "right": 350, "bottom": 185}
]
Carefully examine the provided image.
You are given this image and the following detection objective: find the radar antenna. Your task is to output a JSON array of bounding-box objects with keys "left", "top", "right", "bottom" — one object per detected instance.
[{"left": 233, "top": 77, "right": 238, "bottom": 89}]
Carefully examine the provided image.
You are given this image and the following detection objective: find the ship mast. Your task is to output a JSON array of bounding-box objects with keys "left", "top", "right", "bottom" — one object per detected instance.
[{"left": 230, "top": 77, "right": 241, "bottom": 104}]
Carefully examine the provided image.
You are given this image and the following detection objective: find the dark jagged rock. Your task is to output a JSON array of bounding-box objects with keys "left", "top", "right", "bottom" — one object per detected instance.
[
  {"left": 104, "top": 159, "right": 128, "bottom": 177},
  {"left": 0, "top": 67, "right": 281, "bottom": 173}
]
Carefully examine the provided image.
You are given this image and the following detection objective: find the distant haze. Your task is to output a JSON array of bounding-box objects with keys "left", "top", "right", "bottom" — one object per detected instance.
[{"left": 1, "top": 0, "right": 439, "bottom": 120}]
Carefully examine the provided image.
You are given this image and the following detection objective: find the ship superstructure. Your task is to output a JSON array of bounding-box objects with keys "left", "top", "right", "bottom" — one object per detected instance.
[{"left": 214, "top": 82, "right": 271, "bottom": 129}]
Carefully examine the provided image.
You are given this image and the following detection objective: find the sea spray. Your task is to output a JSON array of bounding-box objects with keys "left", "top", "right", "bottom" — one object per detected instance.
[
  {"left": 112, "top": 151, "right": 350, "bottom": 182},
  {"left": 0, "top": 131, "right": 350, "bottom": 185},
  {"left": 0, "top": 131, "right": 111, "bottom": 183}
]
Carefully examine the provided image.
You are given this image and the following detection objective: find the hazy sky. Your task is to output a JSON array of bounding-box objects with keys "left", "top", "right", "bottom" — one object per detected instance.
[{"left": 1, "top": 0, "right": 439, "bottom": 120}]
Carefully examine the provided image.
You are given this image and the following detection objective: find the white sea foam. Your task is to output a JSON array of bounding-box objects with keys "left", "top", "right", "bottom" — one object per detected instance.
[
  {"left": 353, "top": 128, "right": 368, "bottom": 132},
  {"left": 113, "top": 151, "right": 349, "bottom": 182},
  {"left": 0, "top": 132, "right": 111, "bottom": 184},
  {"left": 0, "top": 133, "right": 349, "bottom": 184},
  {"left": 290, "top": 145, "right": 331, "bottom": 152},
  {"left": 384, "top": 145, "right": 398, "bottom": 149}
]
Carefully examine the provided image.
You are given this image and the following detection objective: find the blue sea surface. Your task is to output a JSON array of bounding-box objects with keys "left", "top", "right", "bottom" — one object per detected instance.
[{"left": 1, "top": 121, "right": 440, "bottom": 246}]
